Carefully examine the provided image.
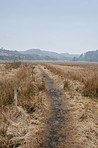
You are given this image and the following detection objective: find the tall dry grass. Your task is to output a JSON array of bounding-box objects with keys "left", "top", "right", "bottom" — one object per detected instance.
[
  {"left": 4, "top": 61, "right": 21, "bottom": 70},
  {"left": 83, "top": 75, "right": 98, "bottom": 97},
  {"left": 43, "top": 63, "right": 98, "bottom": 98},
  {"left": 0, "top": 62, "right": 46, "bottom": 147},
  {"left": 0, "top": 62, "right": 45, "bottom": 109}
]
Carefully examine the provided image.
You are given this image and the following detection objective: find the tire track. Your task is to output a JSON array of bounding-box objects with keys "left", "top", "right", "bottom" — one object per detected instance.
[{"left": 40, "top": 68, "right": 66, "bottom": 148}]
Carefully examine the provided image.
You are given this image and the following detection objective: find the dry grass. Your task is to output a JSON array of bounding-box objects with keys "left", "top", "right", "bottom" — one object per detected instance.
[
  {"left": 83, "top": 75, "right": 98, "bottom": 97},
  {"left": 64, "top": 80, "right": 70, "bottom": 90},
  {"left": 43, "top": 62, "right": 98, "bottom": 98},
  {"left": 0, "top": 62, "right": 46, "bottom": 108},
  {"left": 0, "top": 63, "right": 32, "bottom": 107},
  {"left": 0, "top": 62, "right": 98, "bottom": 147},
  {"left": 41, "top": 63, "right": 98, "bottom": 148},
  {"left": 4, "top": 61, "right": 22, "bottom": 70},
  {"left": 0, "top": 62, "right": 47, "bottom": 147}
]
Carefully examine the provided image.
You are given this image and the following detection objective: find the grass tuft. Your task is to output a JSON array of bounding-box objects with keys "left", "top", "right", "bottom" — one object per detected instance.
[{"left": 64, "top": 80, "right": 70, "bottom": 90}]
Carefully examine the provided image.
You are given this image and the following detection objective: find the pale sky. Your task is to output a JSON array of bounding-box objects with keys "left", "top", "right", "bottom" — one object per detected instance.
[{"left": 0, "top": 0, "right": 98, "bottom": 54}]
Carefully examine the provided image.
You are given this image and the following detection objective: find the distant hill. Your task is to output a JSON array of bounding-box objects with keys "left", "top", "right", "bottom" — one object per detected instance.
[
  {"left": 0, "top": 49, "right": 22, "bottom": 60},
  {"left": 0, "top": 48, "right": 42, "bottom": 60},
  {"left": 21, "top": 49, "right": 79, "bottom": 59},
  {"left": 20, "top": 49, "right": 63, "bottom": 60},
  {"left": 74, "top": 50, "right": 98, "bottom": 62},
  {"left": 1, "top": 48, "right": 98, "bottom": 62},
  {"left": 0, "top": 48, "right": 80, "bottom": 61},
  {"left": 60, "top": 53, "right": 79, "bottom": 60}
]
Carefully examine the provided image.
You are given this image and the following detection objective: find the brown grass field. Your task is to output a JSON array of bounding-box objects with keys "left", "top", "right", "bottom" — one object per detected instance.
[
  {"left": 0, "top": 61, "right": 98, "bottom": 148},
  {"left": 43, "top": 62, "right": 98, "bottom": 98}
]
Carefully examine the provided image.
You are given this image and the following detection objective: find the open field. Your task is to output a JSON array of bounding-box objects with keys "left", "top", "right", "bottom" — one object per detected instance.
[
  {"left": 0, "top": 61, "right": 98, "bottom": 148},
  {"left": 43, "top": 62, "right": 98, "bottom": 97}
]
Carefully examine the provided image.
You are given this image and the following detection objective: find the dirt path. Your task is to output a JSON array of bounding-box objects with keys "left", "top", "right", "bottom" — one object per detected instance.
[
  {"left": 40, "top": 65, "right": 98, "bottom": 148},
  {"left": 40, "top": 68, "right": 66, "bottom": 148}
]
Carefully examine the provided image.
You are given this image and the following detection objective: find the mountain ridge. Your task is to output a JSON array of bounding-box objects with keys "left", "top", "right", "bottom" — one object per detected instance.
[
  {"left": 75, "top": 50, "right": 98, "bottom": 62},
  {"left": 0, "top": 48, "right": 80, "bottom": 61},
  {"left": 0, "top": 48, "right": 98, "bottom": 62}
]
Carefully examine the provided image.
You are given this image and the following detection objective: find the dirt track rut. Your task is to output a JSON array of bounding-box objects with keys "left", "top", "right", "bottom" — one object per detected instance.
[{"left": 41, "top": 68, "right": 66, "bottom": 148}]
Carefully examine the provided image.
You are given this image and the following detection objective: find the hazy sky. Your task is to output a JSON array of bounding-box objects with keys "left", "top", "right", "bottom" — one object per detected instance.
[{"left": 0, "top": 0, "right": 98, "bottom": 54}]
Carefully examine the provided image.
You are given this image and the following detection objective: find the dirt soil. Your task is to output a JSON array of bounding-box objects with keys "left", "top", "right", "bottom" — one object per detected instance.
[{"left": 41, "top": 69, "right": 66, "bottom": 147}]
